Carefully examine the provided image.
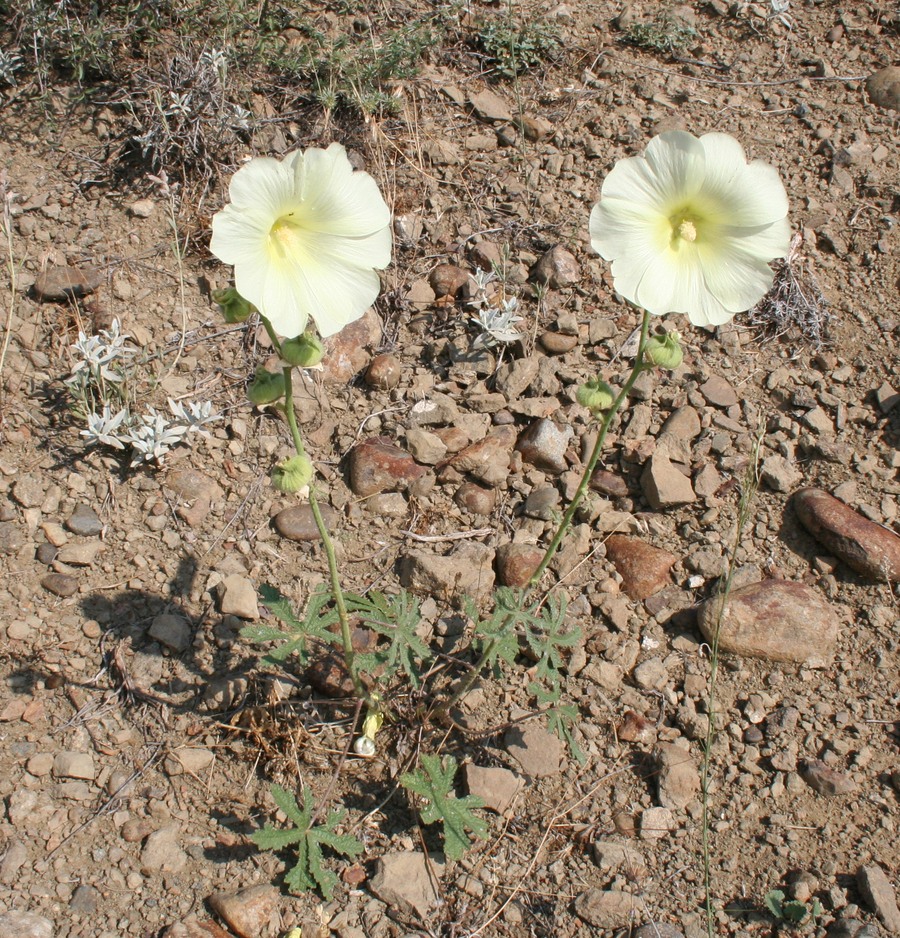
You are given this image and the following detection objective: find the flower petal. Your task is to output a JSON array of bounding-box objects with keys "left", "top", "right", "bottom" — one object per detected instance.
[
  {"left": 589, "top": 198, "right": 668, "bottom": 263},
  {"left": 293, "top": 143, "right": 392, "bottom": 239},
  {"left": 698, "top": 133, "right": 789, "bottom": 227},
  {"left": 227, "top": 156, "right": 295, "bottom": 217},
  {"left": 601, "top": 131, "right": 706, "bottom": 214},
  {"left": 210, "top": 202, "right": 270, "bottom": 267}
]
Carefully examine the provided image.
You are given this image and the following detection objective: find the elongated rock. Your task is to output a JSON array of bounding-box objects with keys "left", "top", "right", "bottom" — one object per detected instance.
[
  {"left": 793, "top": 487, "right": 900, "bottom": 582},
  {"left": 696, "top": 579, "right": 838, "bottom": 664}
]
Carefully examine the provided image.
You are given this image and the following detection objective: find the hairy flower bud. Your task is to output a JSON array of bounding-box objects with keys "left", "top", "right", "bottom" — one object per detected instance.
[
  {"left": 577, "top": 378, "right": 616, "bottom": 413},
  {"left": 271, "top": 454, "right": 314, "bottom": 493},
  {"left": 212, "top": 286, "right": 254, "bottom": 324},
  {"left": 645, "top": 331, "right": 684, "bottom": 370},
  {"left": 281, "top": 332, "right": 325, "bottom": 367},
  {"left": 246, "top": 367, "right": 286, "bottom": 405}
]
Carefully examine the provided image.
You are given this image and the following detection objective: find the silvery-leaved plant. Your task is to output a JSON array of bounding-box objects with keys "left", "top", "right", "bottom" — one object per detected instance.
[
  {"left": 126, "top": 408, "right": 191, "bottom": 467},
  {"left": 470, "top": 297, "right": 524, "bottom": 349},
  {"left": 67, "top": 319, "right": 136, "bottom": 387},
  {"left": 80, "top": 404, "right": 129, "bottom": 450},
  {"left": 166, "top": 398, "right": 221, "bottom": 437}
]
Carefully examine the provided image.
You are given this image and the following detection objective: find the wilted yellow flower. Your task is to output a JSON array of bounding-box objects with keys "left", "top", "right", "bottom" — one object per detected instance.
[
  {"left": 210, "top": 143, "right": 391, "bottom": 338},
  {"left": 589, "top": 131, "right": 790, "bottom": 327}
]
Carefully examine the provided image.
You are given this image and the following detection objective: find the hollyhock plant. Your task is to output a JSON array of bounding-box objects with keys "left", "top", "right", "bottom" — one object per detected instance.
[
  {"left": 589, "top": 131, "right": 790, "bottom": 327},
  {"left": 210, "top": 143, "right": 391, "bottom": 338}
]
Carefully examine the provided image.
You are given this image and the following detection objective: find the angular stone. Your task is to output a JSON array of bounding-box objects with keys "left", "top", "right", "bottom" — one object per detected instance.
[
  {"left": 469, "top": 88, "right": 513, "bottom": 122},
  {"left": 141, "top": 824, "right": 187, "bottom": 873},
  {"left": 660, "top": 405, "right": 701, "bottom": 441},
  {"left": 56, "top": 541, "right": 104, "bottom": 566},
  {"left": 149, "top": 614, "right": 191, "bottom": 653},
  {"left": 399, "top": 542, "right": 495, "bottom": 604},
  {"left": 793, "top": 487, "right": 900, "bottom": 582},
  {"left": 799, "top": 760, "right": 857, "bottom": 796},
  {"left": 605, "top": 535, "right": 676, "bottom": 600},
  {"left": 504, "top": 722, "right": 561, "bottom": 778},
  {"left": 208, "top": 885, "right": 280, "bottom": 938},
  {"left": 642, "top": 451, "right": 695, "bottom": 509},
  {"left": 516, "top": 418, "right": 572, "bottom": 474},
  {"left": 0, "top": 911, "right": 53, "bottom": 938},
  {"left": 273, "top": 504, "right": 337, "bottom": 542},
  {"left": 12, "top": 475, "right": 44, "bottom": 508},
  {"left": 349, "top": 437, "right": 426, "bottom": 497},
  {"left": 448, "top": 426, "right": 517, "bottom": 485},
  {"left": 697, "top": 579, "right": 838, "bottom": 664},
  {"left": 495, "top": 357, "right": 539, "bottom": 399},
  {"left": 699, "top": 374, "right": 739, "bottom": 407},
  {"left": 590, "top": 469, "right": 629, "bottom": 498},
  {"left": 496, "top": 542, "right": 544, "bottom": 588},
  {"left": 320, "top": 308, "right": 381, "bottom": 385},
  {"left": 218, "top": 574, "right": 259, "bottom": 620},
  {"left": 866, "top": 66, "right": 900, "bottom": 111},
  {"left": 857, "top": 865, "right": 900, "bottom": 934},
  {"left": 0, "top": 522, "right": 25, "bottom": 555},
  {"left": 639, "top": 806, "right": 674, "bottom": 840},
  {"left": 574, "top": 889, "right": 638, "bottom": 928},
  {"left": 531, "top": 245, "right": 580, "bottom": 289},
  {"left": 405, "top": 428, "right": 447, "bottom": 465},
  {"left": 65, "top": 504, "right": 103, "bottom": 536},
  {"left": 41, "top": 573, "right": 78, "bottom": 597},
  {"left": 654, "top": 742, "right": 700, "bottom": 809},
  {"left": 760, "top": 454, "right": 802, "bottom": 493},
  {"left": 593, "top": 840, "right": 647, "bottom": 878},
  {"left": 53, "top": 751, "right": 95, "bottom": 780},
  {"left": 370, "top": 851, "right": 445, "bottom": 917},
  {"left": 33, "top": 265, "right": 103, "bottom": 301},
  {"left": 465, "top": 765, "right": 524, "bottom": 815}
]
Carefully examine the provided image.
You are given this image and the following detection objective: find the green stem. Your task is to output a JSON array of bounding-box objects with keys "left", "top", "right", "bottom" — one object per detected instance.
[
  {"left": 527, "top": 306, "right": 653, "bottom": 589},
  {"left": 436, "top": 307, "right": 653, "bottom": 719},
  {"left": 278, "top": 352, "right": 371, "bottom": 708}
]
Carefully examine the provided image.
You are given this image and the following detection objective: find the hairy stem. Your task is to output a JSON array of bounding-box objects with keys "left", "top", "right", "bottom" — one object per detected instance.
[
  {"left": 700, "top": 428, "right": 762, "bottom": 938},
  {"left": 279, "top": 358, "right": 371, "bottom": 707},
  {"left": 437, "top": 307, "right": 653, "bottom": 718}
]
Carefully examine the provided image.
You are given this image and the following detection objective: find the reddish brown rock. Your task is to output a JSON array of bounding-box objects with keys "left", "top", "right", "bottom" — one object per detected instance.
[
  {"left": 429, "top": 263, "right": 469, "bottom": 300},
  {"left": 208, "top": 885, "right": 280, "bottom": 938},
  {"left": 799, "top": 759, "right": 858, "bottom": 796},
  {"left": 590, "top": 469, "right": 629, "bottom": 498},
  {"left": 793, "top": 487, "right": 900, "bottom": 582},
  {"left": 365, "top": 353, "right": 402, "bottom": 390},
  {"left": 454, "top": 482, "right": 496, "bottom": 515},
  {"left": 273, "top": 504, "right": 338, "bottom": 542},
  {"left": 321, "top": 308, "right": 381, "bottom": 384},
  {"left": 539, "top": 331, "right": 578, "bottom": 355},
  {"left": 349, "top": 437, "right": 426, "bottom": 497},
  {"left": 447, "top": 425, "right": 517, "bottom": 485},
  {"left": 696, "top": 579, "right": 839, "bottom": 664},
  {"left": 33, "top": 265, "right": 103, "bottom": 301},
  {"left": 605, "top": 535, "right": 676, "bottom": 601},
  {"left": 531, "top": 245, "right": 580, "bottom": 289},
  {"left": 496, "top": 543, "right": 544, "bottom": 588}
]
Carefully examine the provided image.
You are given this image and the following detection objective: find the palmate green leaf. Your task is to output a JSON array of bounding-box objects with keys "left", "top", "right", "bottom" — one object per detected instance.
[
  {"left": 252, "top": 785, "right": 363, "bottom": 901},
  {"left": 344, "top": 589, "right": 430, "bottom": 688},
  {"left": 532, "top": 687, "right": 586, "bottom": 766},
  {"left": 241, "top": 584, "right": 341, "bottom": 666},
  {"left": 522, "top": 593, "right": 580, "bottom": 690},
  {"left": 469, "top": 588, "right": 522, "bottom": 673},
  {"left": 400, "top": 754, "right": 489, "bottom": 861}
]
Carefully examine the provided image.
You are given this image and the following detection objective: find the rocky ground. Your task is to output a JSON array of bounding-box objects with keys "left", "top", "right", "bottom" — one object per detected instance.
[{"left": 0, "top": 1, "right": 899, "bottom": 937}]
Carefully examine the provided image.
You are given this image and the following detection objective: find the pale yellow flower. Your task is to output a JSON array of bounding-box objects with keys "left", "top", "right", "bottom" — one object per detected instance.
[
  {"left": 210, "top": 143, "right": 391, "bottom": 338},
  {"left": 590, "top": 131, "right": 790, "bottom": 327}
]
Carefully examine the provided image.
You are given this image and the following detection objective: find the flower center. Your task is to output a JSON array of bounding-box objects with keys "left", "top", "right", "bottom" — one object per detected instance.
[
  {"left": 676, "top": 218, "right": 698, "bottom": 242},
  {"left": 269, "top": 214, "right": 307, "bottom": 263}
]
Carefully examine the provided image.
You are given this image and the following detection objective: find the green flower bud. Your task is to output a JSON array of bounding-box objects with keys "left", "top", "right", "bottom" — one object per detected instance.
[
  {"left": 577, "top": 377, "right": 616, "bottom": 413},
  {"left": 645, "top": 331, "right": 683, "bottom": 370},
  {"left": 281, "top": 332, "right": 325, "bottom": 367},
  {"left": 271, "top": 454, "right": 314, "bottom": 493},
  {"left": 212, "top": 287, "right": 254, "bottom": 324},
  {"left": 247, "top": 367, "right": 286, "bottom": 405}
]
